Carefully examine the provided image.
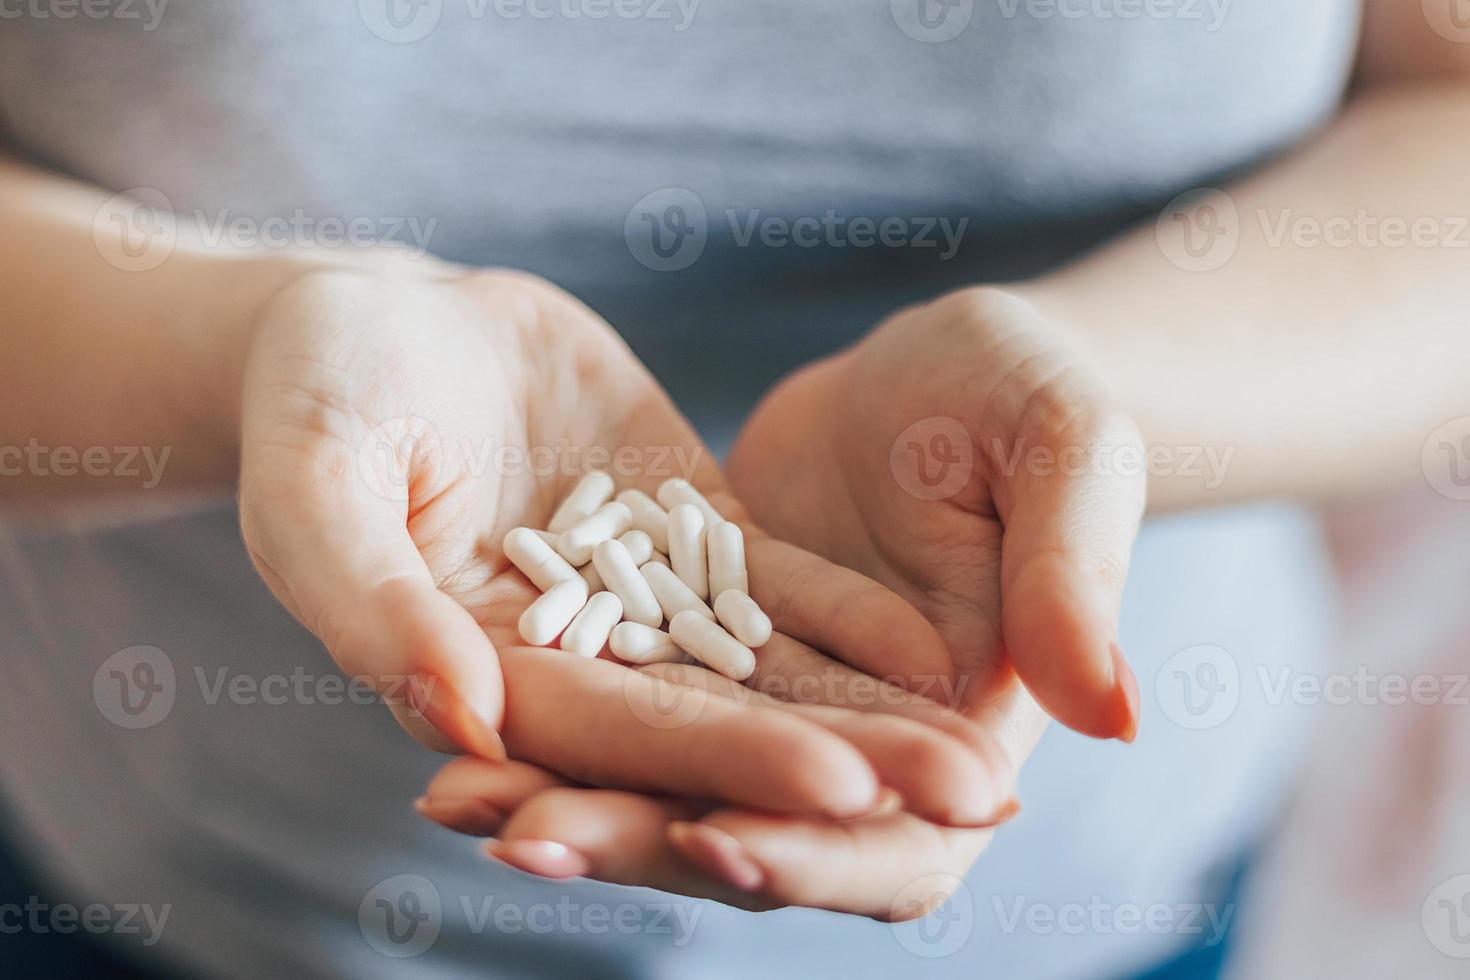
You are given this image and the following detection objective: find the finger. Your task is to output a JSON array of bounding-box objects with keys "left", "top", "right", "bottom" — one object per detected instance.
[
  {"left": 998, "top": 401, "right": 1147, "bottom": 741},
  {"left": 639, "top": 657, "right": 1015, "bottom": 828},
  {"left": 495, "top": 646, "right": 882, "bottom": 818},
  {"left": 674, "top": 808, "right": 992, "bottom": 920},
  {"left": 240, "top": 428, "right": 506, "bottom": 760},
  {"left": 746, "top": 538, "right": 955, "bottom": 690},
  {"left": 417, "top": 757, "right": 569, "bottom": 837}
]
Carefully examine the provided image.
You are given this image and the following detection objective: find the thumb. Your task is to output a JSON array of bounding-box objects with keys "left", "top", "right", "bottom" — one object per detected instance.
[
  {"left": 240, "top": 441, "right": 506, "bottom": 760},
  {"left": 997, "top": 405, "right": 1146, "bottom": 741}
]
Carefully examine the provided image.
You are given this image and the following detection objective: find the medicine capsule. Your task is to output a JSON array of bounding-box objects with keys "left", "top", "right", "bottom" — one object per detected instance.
[
  {"left": 517, "top": 578, "right": 589, "bottom": 646},
  {"left": 670, "top": 610, "right": 756, "bottom": 681},
  {"left": 593, "top": 539, "right": 664, "bottom": 628},
  {"left": 656, "top": 478, "right": 723, "bottom": 527},
  {"left": 547, "top": 471, "right": 615, "bottom": 534},
  {"left": 560, "top": 591, "right": 623, "bottom": 658},
  {"left": 714, "top": 589, "right": 772, "bottom": 648},
  {"left": 642, "top": 550, "right": 671, "bottom": 568},
  {"left": 558, "top": 501, "right": 633, "bottom": 565},
  {"left": 617, "top": 529, "right": 655, "bottom": 567},
  {"left": 706, "top": 521, "right": 748, "bottom": 597},
  {"left": 609, "top": 622, "right": 684, "bottom": 664},
  {"left": 640, "top": 561, "right": 715, "bottom": 622},
  {"left": 579, "top": 561, "right": 604, "bottom": 593},
  {"left": 503, "top": 527, "right": 581, "bottom": 592},
  {"left": 667, "top": 504, "right": 709, "bottom": 599},
  {"left": 616, "top": 489, "right": 670, "bottom": 554}
]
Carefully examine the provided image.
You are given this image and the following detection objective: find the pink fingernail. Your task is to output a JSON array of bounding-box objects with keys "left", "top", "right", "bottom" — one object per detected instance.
[
  {"left": 1110, "top": 642, "right": 1140, "bottom": 744},
  {"left": 667, "top": 822, "right": 765, "bottom": 892},
  {"left": 414, "top": 796, "right": 506, "bottom": 837},
  {"left": 482, "top": 839, "right": 590, "bottom": 879}
]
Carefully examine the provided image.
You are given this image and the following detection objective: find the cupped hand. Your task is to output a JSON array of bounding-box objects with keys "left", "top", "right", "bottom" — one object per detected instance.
[
  {"left": 238, "top": 266, "right": 1007, "bottom": 823},
  {"left": 415, "top": 286, "right": 1144, "bottom": 918}
]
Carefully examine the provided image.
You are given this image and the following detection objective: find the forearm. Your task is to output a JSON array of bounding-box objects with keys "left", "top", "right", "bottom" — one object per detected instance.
[
  {"left": 0, "top": 155, "right": 321, "bottom": 498},
  {"left": 1019, "top": 81, "right": 1470, "bottom": 510}
]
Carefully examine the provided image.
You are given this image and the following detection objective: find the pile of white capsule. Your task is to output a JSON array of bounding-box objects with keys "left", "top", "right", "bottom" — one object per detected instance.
[{"left": 503, "top": 473, "right": 772, "bottom": 681}]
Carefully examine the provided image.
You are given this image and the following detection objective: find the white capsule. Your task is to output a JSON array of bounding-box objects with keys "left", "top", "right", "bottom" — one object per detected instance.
[
  {"left": 558, "top": 500, "right": 633, "bottom": 565},
  {"left": 593, "top": 539, "right": 664, "bottom": 628},
  {"left": 642, "top": 550, "right": 671, "bottom": 568},
  {"left": 706, "top": 521, "right": 748, "bottom": 598},
  {"left": 617, "top": 529, "right": 655, "bottom": 567},
  {"left": 616, "top": 489, "right": 670, "bottom": 554},
  {"left": 670, "top": 610, "right": 756, "bottom": 681},
  {"left": 546, "top": 471, "right": 615, "bottom": 534},
  {"left": 667, "top": 504, "right": 709, "bottom": 600},
  {"left": 656, "top": 478, "right": 723, "bottom": 527},
  {"left": 609, "top": 622, "right": 684, "bottom": 664},
  {"left": 714, "top": 589, "right": 772, "bottom": 648},
  {"left": 640, "top": 561, "right": 715, "bottom": 622},
  {"left": 559, "top": 591, "right": 623, "bottom": 658},
  {"left": 517, "top": 578, "right": 589, "bottom": 647},
  {"left": 502, "top": 527, "right": 579, "bottom": 592}
]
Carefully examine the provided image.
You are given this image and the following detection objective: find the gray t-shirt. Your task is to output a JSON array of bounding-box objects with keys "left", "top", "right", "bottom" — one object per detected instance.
[{"left": 0, "top": 3, "right": 1352, "bottom": 978}]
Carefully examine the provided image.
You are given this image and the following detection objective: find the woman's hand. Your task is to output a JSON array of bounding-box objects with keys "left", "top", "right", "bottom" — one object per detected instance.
[
  {"left": 729, "top": 285, "right": 1147, "bottom": 741},
  {"left": 414, "top": 285, "right": 1144, "bottom": 918},
  {"left": 238, "top": 266, "right": 1009, "bottom": 821}
]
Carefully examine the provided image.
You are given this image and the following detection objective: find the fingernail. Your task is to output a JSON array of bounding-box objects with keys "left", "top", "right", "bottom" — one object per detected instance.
[
  {"left": 414, "top": 796, "right": 506, "bottom": 836},
  {"left": 983, "top": 797, "right": 1022, "bottom": 827},
  {"left": 667, "top": 822, "right": 765, "bottom": 892},
  {"left": 843, "top": 787, "right": 903, "bottom": 822},
  {"left": 482, "top": 839, "right": 590, "bottom": 879},
  {"left": 421, "top": 676, "right": 508, "bottom": 761},
  {"left": 1110, "top": 642, "right": 1140, "bottom": 744}
]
